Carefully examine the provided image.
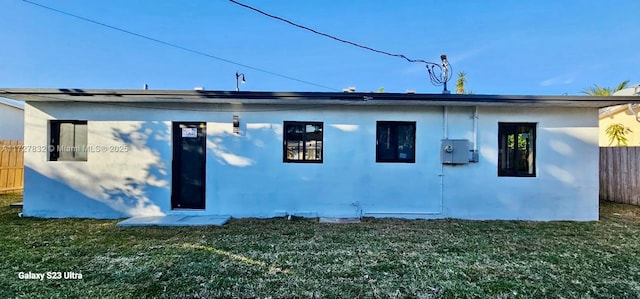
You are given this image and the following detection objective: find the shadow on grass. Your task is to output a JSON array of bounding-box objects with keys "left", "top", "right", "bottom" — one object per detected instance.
[{"left": 1, "top": 196, "right": 640, "bottom": 298}]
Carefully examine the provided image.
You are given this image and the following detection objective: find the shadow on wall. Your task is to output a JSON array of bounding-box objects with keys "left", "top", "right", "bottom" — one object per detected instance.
[
  {"left": 100, "top": 121, "right": 171, "bottom": 216},
  {"left": 539, "top": 127, "right": 598, "bottom": 190},
  {"left": 24, "top": 167, "right": 124, "bottom": 218},
  {"left": 206, "top": 122, "right": 258, "bottom": 168},
  {"left": 206, "top": 122, "right": 288, "bottom": 170},
  {"left": 464, "top": 125, "right": 599, "bottom": 220},
  {"left": 24, "top": 120, "right": 173, "bottom": 218},
  {"left": 25, "top": 117, "right": 281, "bottom": 218},
  {"left": 204, "top": 122, "right": 281, "bottom": 215}
]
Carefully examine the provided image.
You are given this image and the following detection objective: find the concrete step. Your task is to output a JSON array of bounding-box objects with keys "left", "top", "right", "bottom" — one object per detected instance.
[
  {"left": 117, "top": 215, "right": 231, "bottom": 227},
  {"left": 319, "top": 217, "right": 361, "bottom": 224}
]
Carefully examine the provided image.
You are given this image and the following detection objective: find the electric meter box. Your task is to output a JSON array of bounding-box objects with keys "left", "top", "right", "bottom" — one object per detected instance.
[{"left": 441, "top": 139, "right": 470, "bottom": 164}]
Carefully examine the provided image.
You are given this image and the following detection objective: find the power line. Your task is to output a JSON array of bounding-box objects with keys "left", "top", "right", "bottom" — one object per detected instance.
[
  {"left": 21, "top": 0, "right": 339, "bottom": 91},
  {"left": 228, "top": 0, "right": 438, "bottom": 66},
  {"left": 228, "top": 0, "right": 452, "bottom": 89}
]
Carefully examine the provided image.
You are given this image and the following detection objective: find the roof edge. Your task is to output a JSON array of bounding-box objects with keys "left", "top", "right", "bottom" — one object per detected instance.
[
  {"left": 2, "top": 88, "right": 640, "bottom": 108},
  {"left": 0, "top": 97, "right": 25, "bottom": 110}
]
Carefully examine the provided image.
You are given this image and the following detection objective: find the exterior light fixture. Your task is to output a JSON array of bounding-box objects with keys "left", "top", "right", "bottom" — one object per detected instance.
[
  {"left": 233, "top": 115, "right": 240, "bottom": 134},
  {"left": 235, "top": 71, "right": 246, "bottom": 92}
]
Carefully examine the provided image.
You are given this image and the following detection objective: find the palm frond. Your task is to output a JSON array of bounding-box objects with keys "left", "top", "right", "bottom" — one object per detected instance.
[
  {"left": 581, "top": 84, "right": 611, "bottom": 96},
  {"left": 581, "top": 80, "right": 631, "bottom": 96},
  {"left": 614, "top": 80, "right": 630, "bottom": 92},
  {"left": 605, "top": 123, "right": 632, "bottom": 146},
  {"left": 456, "top": 72, "right": 467, "bottom": 94}
]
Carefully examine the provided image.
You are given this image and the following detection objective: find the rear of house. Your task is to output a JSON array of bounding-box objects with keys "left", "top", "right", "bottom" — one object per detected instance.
[{"left": 5, "top": 89, "right": 635, "bottom": 221}]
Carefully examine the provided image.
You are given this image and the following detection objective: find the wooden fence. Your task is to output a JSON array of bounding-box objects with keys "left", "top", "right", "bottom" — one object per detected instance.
[
  {"left": 600, "top": 147, "right": 640, "bottom": 205},
  {"left": 0, "top": 140, "right": 24, "bottom": 193}
]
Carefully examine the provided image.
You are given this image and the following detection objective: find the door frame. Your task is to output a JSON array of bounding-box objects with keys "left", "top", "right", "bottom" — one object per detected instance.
[{"left": 171, "top": 122, "right": 207, "bottom": 210}]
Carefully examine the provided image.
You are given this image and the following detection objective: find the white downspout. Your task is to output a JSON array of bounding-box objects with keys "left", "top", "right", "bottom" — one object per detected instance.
[
  {"left": 471, "top": 106, "right": 479, "bottom": 162},
  {"left": 443, "top": 106, "right": 449, "bottom": 139}
]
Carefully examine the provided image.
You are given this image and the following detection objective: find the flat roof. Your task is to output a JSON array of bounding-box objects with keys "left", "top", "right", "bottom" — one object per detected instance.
[{"left": 2, "top": 88, "right": 640, "bottom": 108}]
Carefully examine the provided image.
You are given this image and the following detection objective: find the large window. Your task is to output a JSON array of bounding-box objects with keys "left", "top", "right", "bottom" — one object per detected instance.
[
  {"left": 376, "top": 121, "right": 416, "bottom": 163},
  {"left": 498, "top": 122, "right": 536, "bottom": 177},
  {"left": 283, "top": 121, "right": 323, "bottom": 163},
  {"left": 49, "top": 120, "right": 88, "bottom": 161}
]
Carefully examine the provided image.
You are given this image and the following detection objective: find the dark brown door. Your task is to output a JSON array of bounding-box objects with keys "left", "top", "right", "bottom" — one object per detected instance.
[{"left": 172, "top": 122, "right": 206, "bottom": 209}]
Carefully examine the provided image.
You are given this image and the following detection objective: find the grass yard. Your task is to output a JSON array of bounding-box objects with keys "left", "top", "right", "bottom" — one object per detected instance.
[{"left": 1, "top": 193, "right": 640, "bottom": 299}]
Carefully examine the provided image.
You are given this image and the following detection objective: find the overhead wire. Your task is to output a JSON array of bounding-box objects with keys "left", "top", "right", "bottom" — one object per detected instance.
[
  {"left": 228, "top": 0, "right": 451, "bottom": 87},
  {"left": 228, "top": 0, "right": 437, "bottom": 66},
  {"left": 20, "top": 0, "right": 339, "bottom": 91}
]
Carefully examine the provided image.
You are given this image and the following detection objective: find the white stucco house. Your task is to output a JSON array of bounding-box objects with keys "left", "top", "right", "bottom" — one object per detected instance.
[
  {"left": 0, "top": 97, "right": 25, "bottom": 140},
  {"left": 3, "top": 88, "right": 639, "bottom": 221}
]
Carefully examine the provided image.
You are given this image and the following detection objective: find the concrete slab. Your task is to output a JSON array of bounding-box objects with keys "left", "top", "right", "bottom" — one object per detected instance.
[
  {"left": 116, "top": 215, "right": 231, "bottom": 227},
  {"left": 319, "top": 217, "right": 361, "bottom": 224}
]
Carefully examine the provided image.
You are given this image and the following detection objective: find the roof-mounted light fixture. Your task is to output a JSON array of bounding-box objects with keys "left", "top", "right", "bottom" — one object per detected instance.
[{"left": 235, "top": 71, "right": 246, "bottom": 92}]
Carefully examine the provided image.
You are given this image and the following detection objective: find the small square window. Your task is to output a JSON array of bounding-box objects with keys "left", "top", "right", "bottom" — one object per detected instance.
[
  {"left": 49, "top": 120, "right": 88, "bottom": 161},
  {"left": 376, "top": 121, "right": 416, "bottom": 163},
  {"left": 498, "top": 122, "right": 536, "bottom": 177},
  {"left": 283, "top": 121, "right": 323, "bottom": 163}
]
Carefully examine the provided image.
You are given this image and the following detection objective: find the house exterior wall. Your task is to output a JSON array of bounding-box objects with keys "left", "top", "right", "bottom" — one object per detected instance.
[
  {"left": 599, "top": 106, "right": 640, "bottom": 146},
  {"left": 0, "top": 103, "right": 24, "bottom": 140},
  {"left": 443, "top": 106, "right": 598, "bottom": 220},
  {"left": 23, "top": 101, "right": 599, "bottom": 220}
]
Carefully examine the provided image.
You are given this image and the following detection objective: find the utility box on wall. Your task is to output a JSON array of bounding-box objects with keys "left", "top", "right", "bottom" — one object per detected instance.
[{"left": 441, "top": 139, "right": 470, "bottom": 164}]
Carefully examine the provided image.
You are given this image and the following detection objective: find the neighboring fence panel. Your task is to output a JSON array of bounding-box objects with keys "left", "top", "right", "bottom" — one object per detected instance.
[
  {"left": 600, "top": 147, "right": 640, "bottom": 205},
  {"left": 0, "top": 140, "right": 24, "bottom": 193}
]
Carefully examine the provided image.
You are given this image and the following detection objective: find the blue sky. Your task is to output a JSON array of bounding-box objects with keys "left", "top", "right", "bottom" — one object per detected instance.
[{"left": 1, "top": 0, "right": 638, "bottom": 95}]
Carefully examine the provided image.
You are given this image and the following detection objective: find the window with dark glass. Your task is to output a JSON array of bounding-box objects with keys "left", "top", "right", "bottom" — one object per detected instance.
[
  {"left": 49, "top": 120, "right": 88, "bottom": 161},
  {"left": 498, "top": 122, "right": 536, "bottom": 177},
  {"left": 283, "top": 121, "right": 323, "bottom": 163},
  {"left": 376, "top": 121, "right": 416, "bottom": 163}
]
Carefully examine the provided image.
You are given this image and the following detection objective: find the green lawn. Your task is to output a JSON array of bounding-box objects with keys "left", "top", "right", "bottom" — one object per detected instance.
[{"left": 1, "top": 193, "right": 639, "bottom": 298}]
